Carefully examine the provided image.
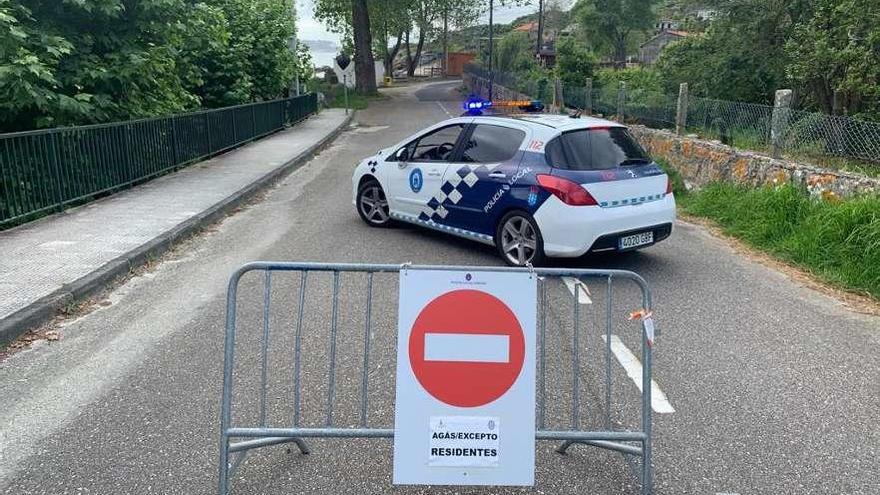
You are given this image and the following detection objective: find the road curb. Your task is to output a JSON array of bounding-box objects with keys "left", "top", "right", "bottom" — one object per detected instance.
[{"left": 0, "top": 111, "right": 354, "bottom": 347}]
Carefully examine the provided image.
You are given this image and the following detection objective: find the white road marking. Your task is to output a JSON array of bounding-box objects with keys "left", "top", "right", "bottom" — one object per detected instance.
[
  {"left": 562, "top": 277, "right": 592, "bottom": 304},
  {"left": 436, "top": 101, "right": 453, "bottom": 118},
  {"left": 424, "top": 333, "right": 510, "bottom": 363},
  {"left": 602, "top": 335, "right": 675, "bottom": 414}
]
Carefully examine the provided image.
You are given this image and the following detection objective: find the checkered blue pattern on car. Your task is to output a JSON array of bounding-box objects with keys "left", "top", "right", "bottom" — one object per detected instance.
[
  {"left": 417, "top": 163, "right": 493, "bottom": 222},
  {"left": 599, "top": 193, "right": 667, "bottom": 208}
]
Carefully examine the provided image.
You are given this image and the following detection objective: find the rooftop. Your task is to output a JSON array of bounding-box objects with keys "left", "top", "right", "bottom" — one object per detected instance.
[
  {"left": 640, "top": 29, "right": 691, "bottom": 47},
  {"left": 514, "top": 21, "right": 539, "bottom": 32},
  {"left": 475, "top": 113, "right": 624, "bottom": 130}
]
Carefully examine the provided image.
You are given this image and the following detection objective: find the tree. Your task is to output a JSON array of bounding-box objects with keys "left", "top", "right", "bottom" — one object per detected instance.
[
  {"left": 554, "top": 38, "right": 597, "bottom": 88},
  {"left": 177, "top": 3, "right": 250, "bottom": 108},
  {"left": 655, "top": 0, "right": 812, "bottom": 104},
  {"left": 495, "top": 32, "right": 536, "bottom": 74},
  {"left": 786, "top": 0, "right": 880, "bottom": 118},
  {"left": 352, "top": 0, "right": 377, "bottom": 92},
  {"left": 571, "top": 0, "right": 658, "bottom": 68},
  {"left": 436, "top": 0, "right": 481, "bottom": 75},
  {"left": 404, "top": 0, "right": 441, "bottom": 78},
  {"left": 315, "top": 0, "right": 377, "bottom": 93},
  {"left": 0, "top": 0, "right": 198, "bottom": 129},
  {"left": 0, "top": 0, "right": 304, "bottom": 131},
  {"left": 0, "top": 1, "right": 82, "bottom": 130},
  {"left": 371, "top": 0, "right": 410, "bottom": 77},
  {"left": 229, "top": 0, "right": 296, "bottom": 101}
]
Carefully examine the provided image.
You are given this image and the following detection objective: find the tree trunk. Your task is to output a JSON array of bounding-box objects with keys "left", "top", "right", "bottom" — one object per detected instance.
[
  {"left": 387, "top": 32, "right": 403, "bottom": 78},
  {"left": 536, "top": 0, "right": 544, "bottom": 54},
  {"left": 352, "top": 0, "right": 377, "bottom": 93},
  {"left": 409, "top": 31, "right": 425, "bottom": 77},
  {"left": 614, "top": 36, "right": 627, "bottom": 69},
  {"left": 404, "top": 29, "right": 413, "bottom": 78},
  {"left": 380, "top": 19, "right": 390, "bottom": 80},
  {"left": 443, "top": 11, "right": 449, "bottom": 76}
]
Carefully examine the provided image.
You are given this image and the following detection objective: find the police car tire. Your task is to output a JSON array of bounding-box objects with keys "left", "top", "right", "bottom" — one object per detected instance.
[
  {"left": 494, "top": 211, "right": 546, "bottom": 267},
  {"left": 356, "top": 180, "right": 393, "bottom": 227}
]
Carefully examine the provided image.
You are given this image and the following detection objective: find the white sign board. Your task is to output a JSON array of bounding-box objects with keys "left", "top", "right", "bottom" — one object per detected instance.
[{"left": 393, "top": 269, "right": 536, "bottom": 486}]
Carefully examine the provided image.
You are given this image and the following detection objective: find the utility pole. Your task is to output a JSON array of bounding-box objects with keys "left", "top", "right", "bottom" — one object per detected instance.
[
  {"left": 536, "top": 0, "right": 544, "bottom": 55},
  {"left": 288, "top": 1, "right": 300, "bottom": 96},
  {"left": 488, "top": 0, "right": 494, "bottom": 100},
  {"left": 443, "top": 9, "right": 449, "bottom": 77}
]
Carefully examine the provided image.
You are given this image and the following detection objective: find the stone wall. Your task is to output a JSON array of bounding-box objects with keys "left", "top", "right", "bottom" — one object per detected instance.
[{"left": 628, "top": 125, "right": 880, "bottom": 200}]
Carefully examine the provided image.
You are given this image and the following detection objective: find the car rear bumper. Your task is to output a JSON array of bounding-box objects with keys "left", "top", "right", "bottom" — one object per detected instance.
[{"left": 533, "top": 194, "right": 676, "bottom": 257}]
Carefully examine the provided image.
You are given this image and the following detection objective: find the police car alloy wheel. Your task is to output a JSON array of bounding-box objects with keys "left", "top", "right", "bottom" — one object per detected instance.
[
  {"left": 495, "top": 212, "right": 545, "bottom": 267},
  {"left": 357, "top": 180, "right": 391, "bottom": 227}
]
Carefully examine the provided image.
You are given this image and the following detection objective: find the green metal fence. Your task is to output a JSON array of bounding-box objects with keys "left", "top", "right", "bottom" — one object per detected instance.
[{"left": 0, "top": 94, "right": 318, "bottom": 227}]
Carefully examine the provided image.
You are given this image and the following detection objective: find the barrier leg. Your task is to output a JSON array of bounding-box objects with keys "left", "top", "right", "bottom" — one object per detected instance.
[
  {"left": 556, "top": 440, "right": 575, "bottom": 454},
  {"left": 219, "top": 435, "right": 230, "bottom": 495},
  {"left": 228, "top": 436, "right": 311, "bottom": 455},
  {"left": 292, "top": 438, "right": 311, "bottom": 455}
]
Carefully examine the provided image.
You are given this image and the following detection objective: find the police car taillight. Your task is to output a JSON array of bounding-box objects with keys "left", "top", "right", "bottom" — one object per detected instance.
[
  {"left": 666, "top": 177, "right": 673, "bottom": 195},
  {"left": 536, "top": 174, "right": 598, "bottom": 206}
]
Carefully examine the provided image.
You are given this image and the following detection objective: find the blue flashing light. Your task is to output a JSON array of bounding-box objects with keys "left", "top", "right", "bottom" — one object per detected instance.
[{"left": 463, "top": 97, "right": 492, "bottom": 115}]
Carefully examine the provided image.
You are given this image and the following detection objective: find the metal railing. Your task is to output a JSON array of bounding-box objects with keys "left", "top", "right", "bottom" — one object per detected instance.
[
  {"left": 463, "top": 65, "right": 880, "bottom": 166},
  {"left": 0, "top": 94, "right": 318, "bottom": 228},
  {"left": 219, "top": 262, "right": 657, "bottom": 494}
]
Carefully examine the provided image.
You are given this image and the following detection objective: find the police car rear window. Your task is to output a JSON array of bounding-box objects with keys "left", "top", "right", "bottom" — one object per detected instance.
[{"left": 545, "top": 128, "right": 651, "bottom": 170}]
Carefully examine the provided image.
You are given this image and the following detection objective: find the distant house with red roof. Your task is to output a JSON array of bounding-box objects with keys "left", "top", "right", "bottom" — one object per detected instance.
[
  {"left": 513, "top": 21, "right": 539, "bottom": 40},
  {"left": 513, "top": 20, "right": 558, "bottom": 43}
]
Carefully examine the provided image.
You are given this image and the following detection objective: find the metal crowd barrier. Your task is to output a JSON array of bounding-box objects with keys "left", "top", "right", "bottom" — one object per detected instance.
[{"left": 219, "top": 262, "right": 656, "bottom": 494}]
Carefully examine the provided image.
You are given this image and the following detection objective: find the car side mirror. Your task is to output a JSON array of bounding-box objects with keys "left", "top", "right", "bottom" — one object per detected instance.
[{"left": 395, "top": 147, "right": 409, "bottom": 162}]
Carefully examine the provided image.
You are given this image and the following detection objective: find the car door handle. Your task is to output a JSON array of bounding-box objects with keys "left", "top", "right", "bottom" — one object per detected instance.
[
  {"left": 488, "top": 171, "right": 506, "bottom": 179},
  {"left": 427, "top": 169, "right": 442, "bottom": 176}
]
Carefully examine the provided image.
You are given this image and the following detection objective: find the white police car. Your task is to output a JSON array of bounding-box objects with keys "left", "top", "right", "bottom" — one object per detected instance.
[{"left": 352, "top": 106, "right": 675, "bottom": 266}]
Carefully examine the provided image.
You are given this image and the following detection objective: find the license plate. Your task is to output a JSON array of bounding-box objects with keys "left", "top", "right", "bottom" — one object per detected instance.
[{"left": 619, "top": 231, "right": 653, "bottom": 249}]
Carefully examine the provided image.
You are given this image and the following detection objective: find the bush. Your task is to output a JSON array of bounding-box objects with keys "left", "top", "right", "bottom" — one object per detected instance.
[
  {"left": 595, "top": 67, "right": 664, "bottom": 94},
  {"left": 554, "top": 38, "right": 597, "bottom": 88}
]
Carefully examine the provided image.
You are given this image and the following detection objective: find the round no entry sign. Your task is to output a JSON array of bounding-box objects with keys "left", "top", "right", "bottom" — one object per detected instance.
[{"left": 408, "top": 289, "right": 525, "bottom": 407}]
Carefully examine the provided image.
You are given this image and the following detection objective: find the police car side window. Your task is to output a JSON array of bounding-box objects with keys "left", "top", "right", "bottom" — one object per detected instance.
[
  {"left": 460, "top": 125, "right": 526, "bottom": 163},
  {"left": 410, "top": 124, "right": 466, "bottom": 162}
]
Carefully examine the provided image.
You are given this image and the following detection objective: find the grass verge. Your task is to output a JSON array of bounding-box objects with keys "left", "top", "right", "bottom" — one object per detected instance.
[
  {"left": 658, "top": 160, "right": 880, "bottom": 299},
  {"left": 327, "top": 91, "right": 387, "bottom": 110}
]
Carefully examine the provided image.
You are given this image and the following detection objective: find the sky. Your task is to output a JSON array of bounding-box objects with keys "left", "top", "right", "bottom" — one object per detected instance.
[{"left": 297, "top": 0, "right": 551, "bottom": 66}]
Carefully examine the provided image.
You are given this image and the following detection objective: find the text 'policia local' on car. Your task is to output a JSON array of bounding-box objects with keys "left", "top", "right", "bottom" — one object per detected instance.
[{"left": 352, "top": 99, "right": 676, "bottom": 266}]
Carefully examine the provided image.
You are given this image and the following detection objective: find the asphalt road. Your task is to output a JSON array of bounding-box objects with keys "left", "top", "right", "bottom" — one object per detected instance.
[{"left": 1, "top": 81, "right": 879, "bottom": 495}]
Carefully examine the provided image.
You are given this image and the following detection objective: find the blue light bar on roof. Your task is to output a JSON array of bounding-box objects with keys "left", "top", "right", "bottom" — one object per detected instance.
[{"left": 463, "top": 97, "right": 492, "bottom": 114}]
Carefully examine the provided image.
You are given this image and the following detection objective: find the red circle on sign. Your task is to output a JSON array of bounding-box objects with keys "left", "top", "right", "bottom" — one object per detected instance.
[{"left": 409, "top": 289, "right": 525, "bottom": 408}]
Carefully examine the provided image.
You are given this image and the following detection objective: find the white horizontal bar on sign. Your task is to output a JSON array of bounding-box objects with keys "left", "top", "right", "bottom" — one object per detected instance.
[{"left": 424, "top": 333, "right": 510, "bottom": 363}]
